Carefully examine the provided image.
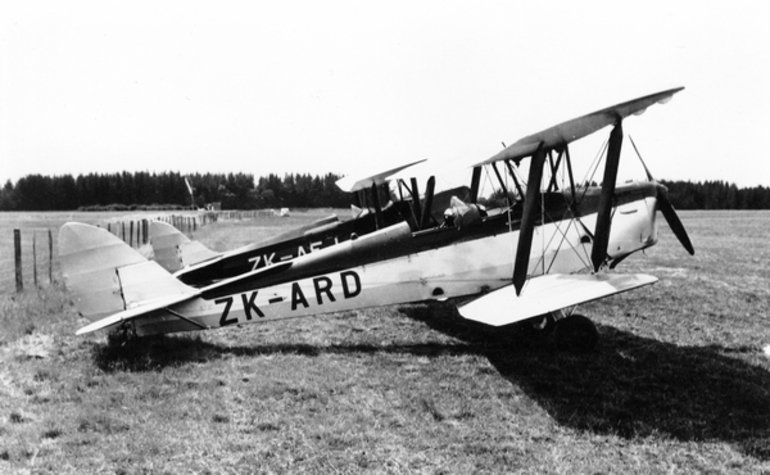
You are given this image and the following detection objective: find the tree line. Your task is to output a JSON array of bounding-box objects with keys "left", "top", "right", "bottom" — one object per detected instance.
[
  {"left": 0, "top": 171, "right": 351, "bottom": 211},
  {"left": 661, "top": 180, "right": 770, "bottom": 210},
  {"left": 0, "top": 172, "right": 768, "bottom": 211}
]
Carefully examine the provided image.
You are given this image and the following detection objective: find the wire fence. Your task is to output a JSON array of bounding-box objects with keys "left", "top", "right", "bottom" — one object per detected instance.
[
  {"left": 0, "top": 227, "right": 58, "bottom": 294},
  {"left": 1, "top": 209, "right": 281, "bottom": 294}
]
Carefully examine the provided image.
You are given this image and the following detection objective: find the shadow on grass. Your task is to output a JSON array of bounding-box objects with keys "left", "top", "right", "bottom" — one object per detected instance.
[
  {"left": 402, "top": 303, "right": 770, "bottom": 461},
  {"left": 91, "top": 332, "right": 476, "bottom": 373},
  {"left": 90, "top": 302, "right": 770, "bottom": 460}
]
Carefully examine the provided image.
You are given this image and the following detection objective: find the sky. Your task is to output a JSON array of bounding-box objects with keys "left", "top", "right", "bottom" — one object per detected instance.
[{"left": 1, "top": 1, "right": 769, "bottom": 188}]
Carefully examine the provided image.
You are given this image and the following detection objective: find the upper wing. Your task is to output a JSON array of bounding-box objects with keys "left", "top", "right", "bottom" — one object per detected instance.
[
  {"left": 473, "top": 87, "right": 684, "bottom": 166},
  {"left": 457, "top": 273, "right": 658, "bottom": 326},
  {"left": 336, "top": 158, "right": 428, "bottom": 192}
]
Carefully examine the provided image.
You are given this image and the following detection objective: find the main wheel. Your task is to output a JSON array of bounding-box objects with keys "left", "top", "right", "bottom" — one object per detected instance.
[
  {"left": 529, "top": 313, "right": 557, "bottom": 336},
  {"left": 106, "top": 321, "right": 137, "bottom": 347},
  {"left": 555, "top": 314, "right": 598, "bottom": 353}
]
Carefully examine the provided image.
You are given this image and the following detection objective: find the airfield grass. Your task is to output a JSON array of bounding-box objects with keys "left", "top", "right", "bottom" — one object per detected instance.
[{"left": 1, "top": 210, "right": 770, "bottom": 473}]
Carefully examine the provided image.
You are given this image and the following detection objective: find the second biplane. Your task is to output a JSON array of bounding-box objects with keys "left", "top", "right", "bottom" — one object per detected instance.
[
  {"left": 59, "top": 87, "right": 693, "bottom": 351},
  {"left": 147, "top": 158, "right": 466, "bottom": 286}
]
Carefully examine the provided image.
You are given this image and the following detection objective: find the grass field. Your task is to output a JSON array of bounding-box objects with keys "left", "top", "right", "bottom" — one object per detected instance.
[{"left": 1, "top": 210, "right": 769, "bottom": 474}]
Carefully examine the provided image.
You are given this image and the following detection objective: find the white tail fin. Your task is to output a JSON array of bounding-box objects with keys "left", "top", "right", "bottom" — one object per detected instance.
[
  {"left": 149, "top": 220, "right": 219, "bottom": 272},
  {"left": 60, "top": 223, "right": 198, "bottom": 323}
]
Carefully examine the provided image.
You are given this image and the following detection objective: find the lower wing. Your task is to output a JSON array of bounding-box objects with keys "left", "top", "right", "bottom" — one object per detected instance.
[{"left": 457, "top": 273, "right": 657, "bottom": 326}]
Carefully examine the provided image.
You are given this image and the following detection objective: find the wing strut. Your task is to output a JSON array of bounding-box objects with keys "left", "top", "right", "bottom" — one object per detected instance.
[
  {"left": 512, "top": 143, "right": 546, "bottom": 295},
  {"left": 565, "top": 146, "right": 577, "bottom": 209},
  {"left": 547, "top": 150, "right": 564, "bottom": 192},
  {"left": 491, "top": 162, "right": 510, "bottom": 206},
  {"left": 591, "top": 120, "right": 623, "bottom": 271},
  {"left": 419, "top": 176, "right": 436, "bottom": 230},
  {"left": 371, "top": 182, "right": 383, "bottom": 229},
  {"left": 469, "top": 166, "right": 482, "bottom": 203},
  {"left": 504, "top": 160, "right": 526, "bottom": 200},
  {"left": 410, "top": 178, "right": 422, "bottom": 226}
]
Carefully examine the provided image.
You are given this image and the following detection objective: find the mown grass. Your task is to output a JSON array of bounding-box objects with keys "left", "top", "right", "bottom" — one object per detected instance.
[{"left": 1, "top": 210, "right": 769, "bottom": 473}]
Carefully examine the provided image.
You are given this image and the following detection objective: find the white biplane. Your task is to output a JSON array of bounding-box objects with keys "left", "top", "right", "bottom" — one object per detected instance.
[{"left": 59, "top": 87, "right": 693, "bottom": 351}]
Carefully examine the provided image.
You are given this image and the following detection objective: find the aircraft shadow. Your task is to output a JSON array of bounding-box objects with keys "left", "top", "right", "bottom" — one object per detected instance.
[
  {"left": 91, "top": 332, "right": 477, "bottom": 373},
  {"left": 91, "top": 303, "right": 770, "bottom": 460},
  {"left": 401, "top": 303, "right": 770, "bottom": 461}
]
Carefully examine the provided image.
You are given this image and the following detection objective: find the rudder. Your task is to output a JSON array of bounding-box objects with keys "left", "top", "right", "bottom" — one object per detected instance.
[
  {"left": 60, "top": 222, "right": 197, "bottom": 323},
  {"left": 150, "top": 220, "right": 219, "bottom": 272}
]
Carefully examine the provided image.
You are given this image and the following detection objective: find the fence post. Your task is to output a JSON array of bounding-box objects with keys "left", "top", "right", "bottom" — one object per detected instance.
[
  {"left": 14, "top": 229, "right": 22, "bottom": 292},
  {"left": 33, "top": 231, "right": 38, "bottom": 287},
  {"left": 48, "top": 229, "right": 53, "bottom": 283}
]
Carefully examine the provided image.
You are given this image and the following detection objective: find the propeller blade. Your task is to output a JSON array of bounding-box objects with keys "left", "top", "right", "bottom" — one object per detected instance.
[
  {"left": 512, "top": 144, "right": 546, "bottom": 295},
  {"left": 657, "top": 185, "right": 695, "bottom": 255},
  {"left": 630, "top": 136, "right": 694, "bottom": 256},
  {"left": 591, "top": 121, "right": 623, "bottom": 272}
]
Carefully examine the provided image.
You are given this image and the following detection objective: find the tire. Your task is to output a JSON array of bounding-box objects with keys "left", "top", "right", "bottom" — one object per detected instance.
[
  {"left": 555, "top": 314, "right": 598, "bottom": 353},
  {"left": 521, "top": 313, "right": 557, "bottom": 337}
]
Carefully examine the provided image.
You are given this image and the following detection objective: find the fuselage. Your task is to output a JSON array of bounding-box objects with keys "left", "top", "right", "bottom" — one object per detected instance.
[{"left": 129, "top": 181, "right": 660, "bottom": 336}]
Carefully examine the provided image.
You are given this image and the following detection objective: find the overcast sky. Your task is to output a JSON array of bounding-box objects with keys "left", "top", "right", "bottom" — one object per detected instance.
[{"left": 2, "top": 1, "right": 768, "bottom": 188}]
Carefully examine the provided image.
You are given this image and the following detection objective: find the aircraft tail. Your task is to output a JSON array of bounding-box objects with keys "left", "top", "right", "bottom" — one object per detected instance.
[
  {"left": 149, "top": 220, "right": 220, "bottom": 272},
  {"left": 60, "top": 223, "right": 199, "bottom": 324}
]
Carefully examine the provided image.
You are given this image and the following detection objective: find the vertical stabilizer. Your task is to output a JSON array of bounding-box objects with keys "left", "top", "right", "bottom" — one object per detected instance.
[
  {"left": 149, "top": 221, "right": 191, "bottom": 272},
  {"left": 150, "top": 221, "right": 220, "bottom": 272},
  {"left": 60, "top": 223, "right": 197, "bottom": 323}
]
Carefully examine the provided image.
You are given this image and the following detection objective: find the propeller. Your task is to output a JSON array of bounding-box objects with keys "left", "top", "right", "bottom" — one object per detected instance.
[{"left": 629, "top": 136, "right": 695, "bottom": 255}]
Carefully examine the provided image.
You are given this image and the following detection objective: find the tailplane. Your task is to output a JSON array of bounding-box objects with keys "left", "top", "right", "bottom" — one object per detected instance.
[{"left": 60, "top": 223, "right": 199, "bottom": 323}]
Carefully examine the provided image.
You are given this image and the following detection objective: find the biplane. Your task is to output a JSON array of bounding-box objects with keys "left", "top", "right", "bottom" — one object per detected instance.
[
  {"left": 148, "top": 158, "right": 466, "bottom": 287},
  {"left": 59, "top": 87, "right": 693, "bottom": 351}
]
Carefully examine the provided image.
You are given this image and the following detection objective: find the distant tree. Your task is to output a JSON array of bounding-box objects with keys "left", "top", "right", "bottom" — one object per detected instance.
[{"left": 0, "top": 180, "right": 16, "bottom": 210}]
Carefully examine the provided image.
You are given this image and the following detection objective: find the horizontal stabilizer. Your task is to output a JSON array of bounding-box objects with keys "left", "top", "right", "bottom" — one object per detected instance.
[
  {"left": 457, "top": 273, "right": 658, "bottom": 327},
  {"left": 75, "top": 292, "right": 201, "bottom": 335}
]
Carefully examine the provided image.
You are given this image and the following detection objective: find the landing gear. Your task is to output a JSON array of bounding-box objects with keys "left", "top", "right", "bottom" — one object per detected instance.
[
  {"left": 529, "top": 312, "right": 557, "bottom": 336},
  {"left": 506, "top": 311, "right": 598, "bottom": 352},
  {"left": 555, "top": 314, "right": 598, "bottom": 353},
  {"left": 106, "top": 321, "right": 137, "bottom": 347}
]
